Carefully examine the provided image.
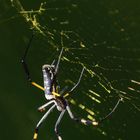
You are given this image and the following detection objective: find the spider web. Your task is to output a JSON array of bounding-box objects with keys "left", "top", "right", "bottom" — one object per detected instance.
[{"left": 9, "top": 0, "right": 140, "bottom": 139}]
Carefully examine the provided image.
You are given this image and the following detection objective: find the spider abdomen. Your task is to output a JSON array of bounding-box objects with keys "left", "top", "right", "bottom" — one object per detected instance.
[{"left": 42, "top": 65, "right": 56, "bottom": 99}]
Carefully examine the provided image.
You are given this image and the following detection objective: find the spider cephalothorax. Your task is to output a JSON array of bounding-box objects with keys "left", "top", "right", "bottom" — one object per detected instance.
[{"left": 55, "top": 96, "right": 68, "bottom": 111}]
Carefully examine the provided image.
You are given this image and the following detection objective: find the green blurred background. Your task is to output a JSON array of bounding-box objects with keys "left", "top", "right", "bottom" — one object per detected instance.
[{"left": 0, "top": 0, "right": 140, "bottom": 140}]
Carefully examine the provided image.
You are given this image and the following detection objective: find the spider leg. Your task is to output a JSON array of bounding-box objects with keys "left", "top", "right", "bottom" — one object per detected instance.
[
  {"left": 38, "top": 100, "right": 55, "bottom": 112},
  {"left": 64, "top": 67, "right": 85, "bottom": 97},
  {"left": 55, "top": 47, "right": 64, "bottom": 74},
  {"left": 67, "top": 98, "right": 122, "bottom": 126},
  {"left": 51, "top": 59, "right": 56, "bottom": 66},
  {"left": 99, "top": 97, "right": 123, "bottom": 123},
  {"left": 33, "top": 104, "right": 56, "bottom": 140},
  {"left": 69, "top": 67, "right": 85, "bottom": 92},
  {"left": 54, "top": 110, "right": 65, "bottom": 140},
  {"left": 21, "top": 34, "right": 44, "bottom": 91},
  {"left": 66, "top": 105, "right": 98, "bottom": 126}
]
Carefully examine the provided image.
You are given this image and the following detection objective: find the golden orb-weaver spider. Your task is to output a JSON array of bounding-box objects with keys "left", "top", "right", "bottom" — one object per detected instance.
[{"left": 21, "top": 34, "right": 122, "bottom": 140}]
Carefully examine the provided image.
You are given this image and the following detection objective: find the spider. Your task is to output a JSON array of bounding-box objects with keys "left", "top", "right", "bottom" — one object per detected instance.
[{"left": 21, "top": 34, "right": 122, "bottom": 140}]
